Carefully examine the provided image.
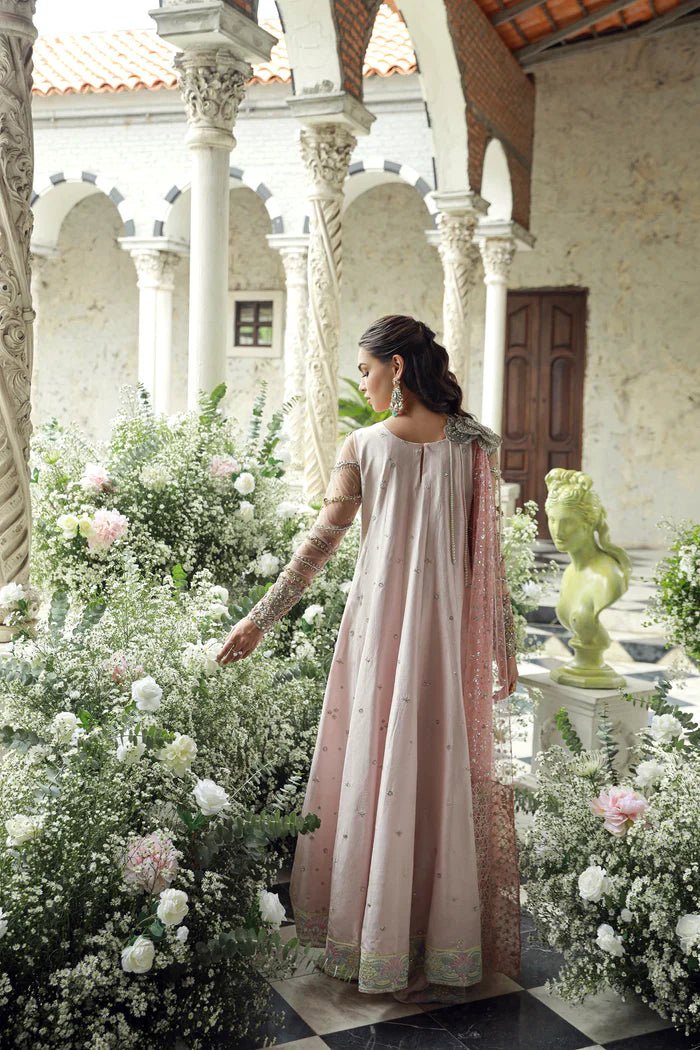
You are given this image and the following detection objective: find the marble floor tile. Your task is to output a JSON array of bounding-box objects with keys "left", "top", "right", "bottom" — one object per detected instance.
[
  {"left": 527, "top": 983, "right": 672, "bottom": 1045},
  {"left": 421, "top": 989, "right": 592, "bottom": 1049},
  {"left": 322, "top": 1012, "right": 466, "bottom": 1049},
  {"left": 269, "top": 972, "right": 426, "bottom": 1035}
]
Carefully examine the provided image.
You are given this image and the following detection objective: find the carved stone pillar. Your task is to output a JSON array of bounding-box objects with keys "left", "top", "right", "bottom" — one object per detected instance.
[
  {"left": 120, "top": 238, "right": 186, "bottom": 415},
  {"left": 152, "top": 3, "right": 275, "bottom": 410},
  {"left": 297, "top": 124, "right": 355, "bottom": 498},
  {"left": 287, "top": 93, "right": 374, "bottom": 500},
  {"left": 430, "top": 192, "right": 487, "bottom": 396},
  {"left": 267, "top": 233, "right": 309, "bottom": 487},
  {"left": 0, "top": 0, "right": 37, "bottom": 613}
]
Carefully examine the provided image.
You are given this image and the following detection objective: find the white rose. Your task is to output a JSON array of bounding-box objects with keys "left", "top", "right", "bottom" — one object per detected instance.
[
  {"left": 209, "top": 602, "right": 229, "bottom": 620},
  {"left": 116, "top": 731, "right": 146, "bottom": 766},
  {"left": 176, "top": 925, "right": 189, "bottom": 944},
  {"left": 302, "top": 604, "right": 325, "bottom": 625},
  {"left": 193, "top": 778, "right": 230, "bottom": 817},
  {"left": 596, "top": 923, "right": 625, "bottom": 956},
  {"left": 238, "top": 501, "right": 255, "bottom": 522},
  {"left": 121, "top": 935, "right": 155, "bottom": 974},
  {"left": 77, "top": 515, "right": 95, "bottom": 539},
  {"left": 0, "top": 581, "right": 25, "bottom": 606},
  {"left": 257, "top": 552, "right": 280, "bottom": 577},
  {"left": 158, "top": 733, "right": 198, "bottom": 777},
  {"left": 0, "top": 908, "right": 8, "bottom": 940},
  {"left": 578, "top": 864, "right": 612, "bottom": 903},
  {"left": 339, "top": 580, "right": 353, "bottom": 594},
  {"left": 296, "top": 640, "right": 316, "bottom": 661},
  {"left": 676, "top": 913, "right": 700, "bottom": 954},
  {"left": 210, "top": 585, "right": 229, "bottom": 604},
  {"left": 634, "top": 759, "right": 666, "bottom": 788},
  {"left": 233, "top": 472, "right": 256, "bottom": 496},
  {"left": 157, "top": 888, "right": 189, "bottom": 927},
  {"left": 650, "top": 713, "right": 683, "bottom": 743},
  {"left": 201, "top": 639, "right": 222, "bottom": 676},
  {"left": 522, "top": 580, "right": 543, "bottom": 603},
  {"left": 258, "top": 889, "right": 287, "bottom": 928},
  {"left": 56, "top": 513, "right": 80, "bottom": 541},
  {"left": 131, "top": 675, "right": 163, "bottom": 713},
  {"left": 620, "top": 908, "right": 633, "bottom": 923},
  {"left": 50, "top": 711, "right": 85, "bottom": 746},
  {"left": 5, "top": 813, "right": 43, "bottom": 848}
]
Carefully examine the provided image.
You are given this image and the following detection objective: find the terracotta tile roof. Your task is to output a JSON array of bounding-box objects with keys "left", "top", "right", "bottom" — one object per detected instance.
[{"left": 31, "top": 4, "right": 416, "bottom": 98}]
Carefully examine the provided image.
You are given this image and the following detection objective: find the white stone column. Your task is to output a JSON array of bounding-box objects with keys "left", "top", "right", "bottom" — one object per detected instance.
[
  {"left": 475, "top": 219, "right": 535, "bottom": 436},
  {"left": 267, "top": 233, "right": 309, "bottom": 485},
  {"left": 152, "top": 3, "right": 275, "bottom": 409},
  {"left": 120, "top": 238, "right": 186, "bottom": 414},
  {"left": 0, "top": 0, "right": 37, "bottom": 614},
  {"left": 429, "top": 191, "right": 488, "bottom": 396}
]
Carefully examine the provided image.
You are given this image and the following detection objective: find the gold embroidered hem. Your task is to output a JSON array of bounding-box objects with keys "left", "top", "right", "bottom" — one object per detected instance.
[{"left": 294, "top": 906, "right": 483, "bottom": 994}]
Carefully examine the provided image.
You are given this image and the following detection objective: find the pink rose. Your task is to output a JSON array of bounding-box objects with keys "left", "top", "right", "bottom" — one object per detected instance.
[
  {"left": 590, "top": 786, "right": 648, "bottom": 835},
  {"left": 86, "top": 508, "right": 128, "bottom": 551},
  {"left": 102, "top": 651, "right": 144, "bottom": 684},
  {"left": 209, "top": 455, "right": 240, "bottom": 479},
  {"left": 79, "top": 462, "right": 112, "bottom": 493},
  {"left": 122, "top": 832, "right": 179, "bottom": 895}
]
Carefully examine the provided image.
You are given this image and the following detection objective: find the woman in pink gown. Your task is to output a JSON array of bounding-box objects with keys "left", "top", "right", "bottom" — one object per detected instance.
[{"left": 217, "top": 315, "right": 520, "bottom": 1003}]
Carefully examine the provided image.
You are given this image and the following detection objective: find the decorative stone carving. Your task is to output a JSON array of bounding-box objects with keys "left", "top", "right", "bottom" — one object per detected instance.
[
  {"left": 299, "top": 124, "right": 356, "bottom": 499},
  {"left": 0, "top": 3, "right": 37, "bottom": 618},
  {"left": 174, "top": 49, "right": 248, "bottom": 144},
  {"left": 479, "top": 236, "right": 516, "bottom": 284},
  {"left": 435, "top": 210, "right": 481, "bottom": 392},
  {"left": 132, "top": 249, "right": 179, "bottom": 292}
]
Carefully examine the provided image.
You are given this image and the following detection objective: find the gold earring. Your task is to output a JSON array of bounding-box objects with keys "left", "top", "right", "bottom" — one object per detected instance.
[{"left": 390, "top": 375, "right": 405, "bottom": 416}]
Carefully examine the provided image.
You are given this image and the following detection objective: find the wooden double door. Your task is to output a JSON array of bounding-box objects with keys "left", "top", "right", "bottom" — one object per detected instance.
[{"left": 501, "top": 290, "right": 587, "bottom": 538}]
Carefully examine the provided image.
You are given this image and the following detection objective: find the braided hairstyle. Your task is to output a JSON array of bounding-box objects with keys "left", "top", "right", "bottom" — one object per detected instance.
[{"left": 357, "top": 314, "right": 468, "bottom": 417}]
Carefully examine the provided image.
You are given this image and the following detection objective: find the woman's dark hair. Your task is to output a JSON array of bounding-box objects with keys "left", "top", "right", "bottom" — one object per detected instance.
[{"left": 358, "top": 314, "right": 467, "bottom": 417}]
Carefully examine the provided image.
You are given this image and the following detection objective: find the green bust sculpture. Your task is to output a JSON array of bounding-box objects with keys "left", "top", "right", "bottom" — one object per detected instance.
[{"left": 544, "top": 469, "right": 632, "bottom": 689}]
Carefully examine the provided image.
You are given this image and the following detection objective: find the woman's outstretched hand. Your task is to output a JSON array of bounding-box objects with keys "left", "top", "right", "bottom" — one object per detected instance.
[{"left": 216, "top": 617, "right": 265, "bottom": 666}]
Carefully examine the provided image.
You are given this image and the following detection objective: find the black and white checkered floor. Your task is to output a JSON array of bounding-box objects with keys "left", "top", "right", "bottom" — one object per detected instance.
[{"left": 235, "top": 545, "right": 700, "bottom": 1050}]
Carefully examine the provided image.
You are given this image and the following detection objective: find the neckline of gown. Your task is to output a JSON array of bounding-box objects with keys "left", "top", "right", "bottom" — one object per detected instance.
[{"left": 380, "top": 420, "right": 449, "bottom": 446}]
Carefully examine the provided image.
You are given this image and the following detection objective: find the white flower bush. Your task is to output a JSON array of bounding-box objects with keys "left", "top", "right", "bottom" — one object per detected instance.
[
  {"left": 521, "top": 682, "right": 700, "bottom": 1036},
  {"left": 643, "top": 518, "right": 700, "bottom": 668},
  {"left": 0, "top": 565, "right": 325, "bottom": 1047},
  {"left": 29, "top": 383, "right": 297, "bottom": 601}
]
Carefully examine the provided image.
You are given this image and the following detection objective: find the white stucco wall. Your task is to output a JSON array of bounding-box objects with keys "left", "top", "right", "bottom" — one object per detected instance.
[
  {"left": 340, "top": 181, "right": 443, "bottom": 383},
  {"left": 506, "top": 26, "right": 700, "bottom": 547},
  {"left": 31, "top": 192, "right": 138, "bottom": 441}
]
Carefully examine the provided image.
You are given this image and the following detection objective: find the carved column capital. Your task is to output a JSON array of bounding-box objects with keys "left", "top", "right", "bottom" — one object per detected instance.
[
  {"left": 436, "top": 210, "right": 481, "bottom": 272},
  {"left": 131, "top": 249, "right": 180, "bottom": 292},
  {"left": 478, "top": 236, "right": 516, "bottom": 285},
  {"left": 299, "top": 124, "right": 357, "bottom": 197},
  {"left": 174, "top": 48, "right": 249, "bottom": 150}
]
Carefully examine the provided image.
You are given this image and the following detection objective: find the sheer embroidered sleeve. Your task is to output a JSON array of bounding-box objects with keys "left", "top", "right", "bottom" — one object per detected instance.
[{"left": 247, "top": 431, "right": 362, "bottom": 634}]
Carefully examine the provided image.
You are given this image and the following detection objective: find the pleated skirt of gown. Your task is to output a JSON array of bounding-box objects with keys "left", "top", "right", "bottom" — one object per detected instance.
[{"left": 289, "top": 422, "right": 483, "bottom": 996}]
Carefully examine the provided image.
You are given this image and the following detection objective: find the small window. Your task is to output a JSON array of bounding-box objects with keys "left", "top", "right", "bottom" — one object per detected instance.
[
  {"left": 229, "top": 290, "right": 284, "bottom": 359},
  {"left": 235, "top": 300, "right": 273, "bottom": 347}
]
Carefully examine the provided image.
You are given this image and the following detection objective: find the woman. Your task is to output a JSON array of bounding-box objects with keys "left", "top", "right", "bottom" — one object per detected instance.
[{"left": 217, "top": 315, "right": 520, "bottom": 1003}]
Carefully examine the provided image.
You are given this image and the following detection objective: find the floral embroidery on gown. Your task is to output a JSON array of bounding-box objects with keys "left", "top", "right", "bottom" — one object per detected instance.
[{"left": 248, "top": 415, "right": 520, "bottom": 1001}]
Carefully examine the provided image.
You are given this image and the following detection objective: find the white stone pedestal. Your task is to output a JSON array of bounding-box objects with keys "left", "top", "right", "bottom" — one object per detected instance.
[{"left": 520, "top": 665, "right": 656, "bottom": 782}]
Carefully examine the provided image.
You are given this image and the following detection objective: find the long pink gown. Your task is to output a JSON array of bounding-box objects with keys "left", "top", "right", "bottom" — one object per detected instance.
[{"left": 247, "top": 415, "right": 520, "bottom": 1001}]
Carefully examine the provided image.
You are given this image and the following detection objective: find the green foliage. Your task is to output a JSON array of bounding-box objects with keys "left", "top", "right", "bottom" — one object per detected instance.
[
  {"left": 595, "top": 702, "right": 620, "bottom": 785},
  {"left": 555, "top": 707, "right": 584, "bottom": 754}
]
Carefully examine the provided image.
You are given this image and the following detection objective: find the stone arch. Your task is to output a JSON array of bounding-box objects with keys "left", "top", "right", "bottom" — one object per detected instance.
[
  {"left": 31, "top": 171, "right": 135, "bottom": 251},
  {"left": 274, "top": 0, "right": 343, "bottom": 94},
  {"left": 153, "top": 167, "right": 284, "bottom": 241},
  {"left": 481, "top": 139, "right": 513, "bottom": 221},
  {"left": 301, "top": 157, "right": 437, "bottom": 234}
]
